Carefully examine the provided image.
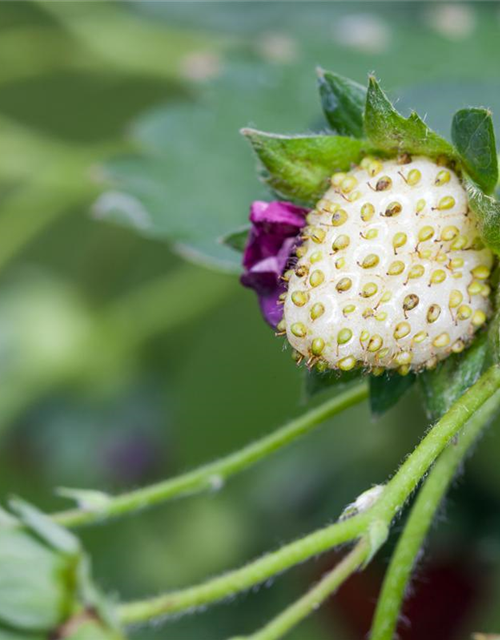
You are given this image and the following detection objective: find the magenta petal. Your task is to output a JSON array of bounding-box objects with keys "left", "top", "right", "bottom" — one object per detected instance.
[
  {"left": 249, "top": 200, "right": 307, "bottom": 228},
  {"left": 241, "top": 255, "right": 282, "bottom": 294},
  {"left": 276, "top": 237, "right": 297, "bottom": 273},
  {"left": 241, "top": 200, "right": 308, "bottom": 328},
  {"left": 259, "top": 289, "right": 286, "bottom": 328}
]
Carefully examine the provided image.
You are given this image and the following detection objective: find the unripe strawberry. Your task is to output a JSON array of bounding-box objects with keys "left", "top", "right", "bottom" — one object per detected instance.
[{"left": 283, "top": 156, "right": 493, "bottom": 374}]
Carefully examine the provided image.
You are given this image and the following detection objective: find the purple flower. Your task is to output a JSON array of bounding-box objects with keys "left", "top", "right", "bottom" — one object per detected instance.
[{"left": 241, "top": 200, "right": 308, "bottom": 327}]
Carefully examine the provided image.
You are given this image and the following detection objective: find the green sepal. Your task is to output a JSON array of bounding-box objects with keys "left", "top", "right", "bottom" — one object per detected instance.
[
  {"left": 364, "top": 76, "right": 455, "bottom": 159},
  {"left": 418, "top": 334, "right": 488, "bottom": 422},
  {"left": 317, "top": 68, "right": 366, "bottom": 138},
  {"left": 464, "top": 174, "right": 500, "bottom": 255},
  {"left": 242, "top": 128, "right": 368, "bottom": 206},
  {"left": 10, "top": 498, "right": 80, "bottom": 557},
  {"left": 452, "top": 108, "right": 498, "bottom": 194},
  {"left": 369, "top": 371, "right": 416, "bottom": 418},
  {"left": 304, "top": 368, "right": 363, "bottom": 399},
  {"left": 221, "top": 226, "right": 250, "bottom": 254},
  {"left": 56, "top": 488, "right": 111, "bottom": 514}
]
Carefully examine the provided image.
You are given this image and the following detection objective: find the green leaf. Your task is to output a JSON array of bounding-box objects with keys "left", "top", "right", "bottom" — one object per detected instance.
[
  {"left": 221, "top": 226, "right": 250, "bottom": 254},
  {"left": 317, "top": 68, "right": 366, "bottom": 138},
  {"left": 95, "top": 60, "right": 324, "bottom": 273},
  {"left": 364, "top": 76, "right": 455, "bottom": 159},
  {"left": 464, "top": 174, "right": 500, "bottom": 255},
  {"left": 452, "top": 107, "right": 498, "bottom": 194},
  {"left": 304, "top": 368, "right": 363, "bottom": 399},
  {"left": 242, "top": 129, "right": 367, "bottom": 206},
  {"left": 369, "top": 372, "right": 416, "bottom": 418},
  {"left": 418, "top": 334, "right": 488, "bottom": 422}
]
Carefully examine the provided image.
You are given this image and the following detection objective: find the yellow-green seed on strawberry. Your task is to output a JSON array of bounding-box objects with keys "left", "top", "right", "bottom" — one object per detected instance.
[{"left": 283, "top": 156, "right": 493, "bottom": 373}]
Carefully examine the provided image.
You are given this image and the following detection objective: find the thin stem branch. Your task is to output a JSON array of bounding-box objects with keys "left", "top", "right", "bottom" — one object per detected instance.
[
  {"left": 116, "top": 364, "right": 500, "bottom": 626},
  {"left": 53, "top": 383, "right": 369, "bottom": 528},
  {"left": 118, "top": 513, "right": 367, "bottom": 625},
  {"left": 370, "top": 391, "right": 500, "bottom": 640},
  {"left": 230, "top": 539, "right": 370, "bottom": 640}
]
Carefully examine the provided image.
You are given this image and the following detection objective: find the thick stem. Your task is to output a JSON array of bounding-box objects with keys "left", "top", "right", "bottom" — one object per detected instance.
[
  {"left": 116, "top": 365, "right": 500, "bottom": 626},
  {"left": 53, "top": 383, "right": 369, "bottom": 527},
  {"left": 230, "top": 539, "right": 369, "bottom": 640},
  {"left": 370, "top": 391, "right": 500, "bottom": 640},
  {"left": 368, "top": 364, "right": 500, "bottom": 524}
]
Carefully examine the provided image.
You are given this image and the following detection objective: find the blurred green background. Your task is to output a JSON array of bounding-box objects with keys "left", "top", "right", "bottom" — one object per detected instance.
[{"left": 2, "top": 2, "right": 500, "bottom": 639}]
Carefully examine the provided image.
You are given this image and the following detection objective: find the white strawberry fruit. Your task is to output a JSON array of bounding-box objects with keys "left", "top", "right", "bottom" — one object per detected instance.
[{"left": 282, "top": 155, "right": 493, "bottom": 374}]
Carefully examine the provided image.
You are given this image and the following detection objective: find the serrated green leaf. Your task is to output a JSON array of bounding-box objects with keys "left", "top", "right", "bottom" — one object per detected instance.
[
  {"left": 364, "top": 76, "right": 455, "bottom": 159},
  {"left": 464, "top": 174, "right": 500, "bottom": 255},
  {"left": 317, "top": 68, "right": 366, "bottom": 138},
  {"left": 242, "top": 129, "right": 368, "bottom": 206},
  {"left": 221, "top": 226, "right": 250, "bottom": 254},
  {"left": 369, "top": 372, "right": 416, "bottom": 418},
  {"left": 418, "top": 334, "right": 488, "bottom": 422},
  {"left": 303, "top": 368, "right": 363, "bottom": 399},
  {"left": 452, "top": 107, "right": 498, "bottom": 194}
]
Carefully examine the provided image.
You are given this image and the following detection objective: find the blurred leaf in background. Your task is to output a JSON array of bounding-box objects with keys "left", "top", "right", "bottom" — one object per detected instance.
[{"left": 95, "top": 2, "right": 500, "bottom": 274}]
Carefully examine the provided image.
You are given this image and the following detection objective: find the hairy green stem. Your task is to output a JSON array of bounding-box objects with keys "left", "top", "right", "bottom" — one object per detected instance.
[
  {"left": 370, "top": 391, "right": 500, "bottom": 640},
  {"left": 230, "top": 539, "right": 370, "bottom": 640},
  {"left": 368, "top": 364, "right": 500, "bottom": 524},
  {"left": 117, "top": 364, "right": 500, "bottom": 626},
  {"left": 119, "top": 514, "right": 366, "bottom": 624},
  {"left": 53, "top": 383, "right": 369, "bottom": 528}
]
